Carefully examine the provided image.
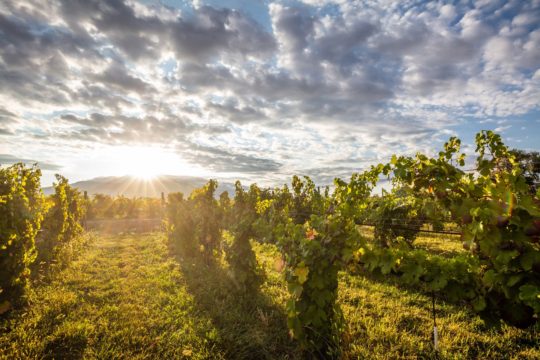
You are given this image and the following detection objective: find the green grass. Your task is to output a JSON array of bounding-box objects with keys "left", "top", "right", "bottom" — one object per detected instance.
[
  {"left": 413, "top": 232, "right": 464, "bottom": 256},
  {"left": 339, "top": 273, "right": 539, "bottom": 359},
  {"left": 1, "top": 232, "right": 538, "bottom": 359},
  {"left": 357, "top": 224, "right": 465, "bottom": 256},
  {"left": 254, "top": 241, "right": 540, "bottom": 359},
  {"left": 1, "top": 233, "right": 221, "bottom": 359}
]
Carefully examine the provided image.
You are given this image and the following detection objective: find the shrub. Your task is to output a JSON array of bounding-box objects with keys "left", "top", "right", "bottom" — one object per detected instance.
[
  {"left": 37, "top": 175, "right": 85, "bottom": 269},
  {"left": 0, "top": 163, "right": 44, "bottom": 310},
  {"left": 166, "top": 192, "right": 197, "bottom": 257}
]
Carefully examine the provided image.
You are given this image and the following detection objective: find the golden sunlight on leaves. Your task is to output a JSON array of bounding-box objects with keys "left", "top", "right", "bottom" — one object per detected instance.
[
  {"left": 294, "top": 266, "right": 309, "bottom": 285},
  {"left": 305, "top": 228, "right": 318, "bottom": 240},
  {"left": 273, "top": 256, "right": 285, "bottom": 272},
  {"left": 182, "top": 349, "right": 193, "bottom": 357}
]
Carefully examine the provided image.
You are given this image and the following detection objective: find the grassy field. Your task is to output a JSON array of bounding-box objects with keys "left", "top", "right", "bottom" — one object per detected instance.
[{"left": 1, "top": 232, "right": 538, "bottom": 359}]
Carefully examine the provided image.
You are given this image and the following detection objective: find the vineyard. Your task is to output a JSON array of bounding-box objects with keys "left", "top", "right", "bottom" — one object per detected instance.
[{"left": 1, "top": 131, "right": 539, "bottom": 359}]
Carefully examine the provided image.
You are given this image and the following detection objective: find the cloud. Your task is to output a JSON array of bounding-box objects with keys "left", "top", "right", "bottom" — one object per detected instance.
[
  {"left": 170, "top": 6, "right": 276, "bottom": 62},
  {"left": 57, "top": 111, "right": 231, "bottom": 144},
  {"left": 182, "top": 144, "right": 282, "bottom": 173},
  {"left": 205, "top": 101, "right": 267, "bottom": 124},
  {"left": 91, "top": 61, "right": 153, "bottom": 94},
  {"left": 0, "top": 108, "right": 19, "bottom": 135},
  {"left": 0, "top": 0, "right": 539, "bottom": 183},
  {"left": 0, "top": 154, "right": 62, "bottom": 170}
]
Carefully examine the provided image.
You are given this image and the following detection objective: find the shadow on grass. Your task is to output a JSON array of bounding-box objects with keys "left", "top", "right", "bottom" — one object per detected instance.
[
  {"left": 43, "top": 333, "right": 87, "bottom": 360},
  {"left": 343, "top": 267, "right": 538, "bottom": 333},
  {"left": 171, "top": 251, "right": 302, "bottom": 360}
]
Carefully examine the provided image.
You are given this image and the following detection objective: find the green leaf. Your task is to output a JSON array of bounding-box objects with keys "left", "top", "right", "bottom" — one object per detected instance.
[
  {"left": 507, "top": 274, "right": 523, "bottom": 287},
  {"left": 379, "top": 255, "right": 394, "bottom": 275},
  {"left": 482, "top": 269, "right": 497, "bottom": 288},
  {"left": 429, "top": 276, "right": 448, "bottom": 291},
  {"left": 288, "top": 283, "right": 303, "bottom": 298},
  {"left": 520, "top": 251, "right": 540, "bottom": 271},
  {"left": 519, "top": 284, "right": 540, "bottom": 302},
  {"left": 495, "top": 250, "right": 520, "bottom": 265},
  {"left": 472, "top": 296, "right": 486, "bottom": 312}
]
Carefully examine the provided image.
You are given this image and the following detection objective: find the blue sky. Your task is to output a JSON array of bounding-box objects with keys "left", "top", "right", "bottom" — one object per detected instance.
[{"left": 0, "top": 0, "right": 539, "bottom": 186}]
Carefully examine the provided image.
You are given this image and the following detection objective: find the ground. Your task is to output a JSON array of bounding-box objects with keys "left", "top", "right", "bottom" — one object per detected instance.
[{"left": 0, "top": 232, "right": 538, "bottom": 359}]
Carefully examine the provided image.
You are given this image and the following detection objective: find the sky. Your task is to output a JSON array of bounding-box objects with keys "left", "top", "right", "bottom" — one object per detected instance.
[{"left": 0, "top": 0, "right": 539, "bottom": 187}]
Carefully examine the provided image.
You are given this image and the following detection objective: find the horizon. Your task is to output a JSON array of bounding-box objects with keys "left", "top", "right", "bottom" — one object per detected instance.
[
  {"left": 38, "top": 173, "right": 328, "bottom": 198},
  {"left": 39, "top": 173, "right": 236, "bottom": 198},
  {"left": 1, "top": 0, "right": 539, "bottom": 187}
]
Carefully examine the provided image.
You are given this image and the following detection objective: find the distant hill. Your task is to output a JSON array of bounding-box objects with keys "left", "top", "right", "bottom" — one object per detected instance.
[{"left": 42, "top": 175, "right": 236, "bottom": 198}]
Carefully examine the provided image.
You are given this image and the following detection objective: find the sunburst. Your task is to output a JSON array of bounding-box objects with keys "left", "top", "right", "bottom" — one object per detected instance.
[{"left": 114, "top": 145, "right": 183, "bottom": 180}]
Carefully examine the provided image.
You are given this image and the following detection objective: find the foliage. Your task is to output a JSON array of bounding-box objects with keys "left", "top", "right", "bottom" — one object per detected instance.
[
  {"left": 367, "top": 191, "right": 426, "bottom": 248},
  {"left": 353, "top": 244, "right": 481, "bottom": 303},
  {"left": 166, "top": 180, "right": 224, "bottom": 262},
  {"left": 4, "top": 130, "right": 536, "bottom": 358},
  {"left": 510, "top": 149, "right": 540, "bottom": 193},
  {"left": 86, "top": 194, "right": 164, "bottom": 220},
  {"left": 376, "top": 131, "right": 540, "bottom": 327},
  {"left": 251, "top": 184, "right": 291, "bottom": 244},
  {"left": 261, "top": 176, "right": 356, "bottom": 358},
  {"left": 290, "top": 176, "right": 328, "bottom": 224},
  {"left": 37, "top": 175, "right": 85, "bottom": 269},
  {"left": 219, "top": 190, "right": 232, "bottom": 228},
  {"left": 165, "top": 192, "right": 197, "bottom": 257},
  {"left": 0, "top": 163, "right": 44, "bottom": 310},
  {"left": 189, "top": 180, "right": 222, "bottom": 260},
  {"left": 224, "top": 182, "right": 263, "bottom": 292}
]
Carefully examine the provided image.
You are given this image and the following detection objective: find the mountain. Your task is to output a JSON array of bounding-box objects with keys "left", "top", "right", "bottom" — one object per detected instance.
[{"left": 42, "top": 175, "right": 236, "bottom": 198}]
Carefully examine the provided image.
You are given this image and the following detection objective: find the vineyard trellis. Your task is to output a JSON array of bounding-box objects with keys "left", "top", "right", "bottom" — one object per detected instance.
[
  {"left": 166, "top": 130, "right": 539, "bottom": 358},
  {"left": 1, "top": 165, "right": 86, "bottom": 313},
  {"left": 1, "top": 130, "right": 538, "bottom": 359}
]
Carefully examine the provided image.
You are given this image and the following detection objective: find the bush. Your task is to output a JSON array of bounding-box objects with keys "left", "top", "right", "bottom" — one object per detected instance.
[
  {"left": 166, "top": 192, "right": 197, "bottom": 257},
  {"left": 190, "top": 180, "right": 222, "bottom": 260},
  {"left": 369, "top": 194, "right": 425, "bottom": 248},
  {"left": 0, "top": 163, "right": 44, "bottom": 310},
  {"left": 224, "top": 182, "right": 263, "bottom": 292},
  {"left": 37, "top": 175, "right": 85, "bottom": 269}
]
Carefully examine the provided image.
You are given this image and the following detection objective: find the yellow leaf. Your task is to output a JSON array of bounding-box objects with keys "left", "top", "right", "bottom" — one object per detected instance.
[
  {"left": 354, "top": 248, "right": 365, "bottom": 260},
  {"left": 182, "top": 349, "right": 193, "bottom": 357},
  {"left": 294, "top": 266, "right": 309, "bottom": 284},
  {"left": 274, "top": 257, "right": 285, "bottom": 272}
]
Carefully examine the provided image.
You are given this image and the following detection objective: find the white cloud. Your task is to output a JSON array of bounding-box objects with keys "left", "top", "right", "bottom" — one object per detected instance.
[{"left": 0, "top": 0, "right": 539, "bottom": 184}]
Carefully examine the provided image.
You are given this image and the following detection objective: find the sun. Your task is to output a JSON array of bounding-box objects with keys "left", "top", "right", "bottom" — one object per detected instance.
[
  {"left": 115, "top": 145, "right": 184, "bottom": 180},
  {"left": 130, "top": 168, "right": 157, "bottom": 180},
  {"left": 94, "top": 144, "right": 205, "bottom": 181}
]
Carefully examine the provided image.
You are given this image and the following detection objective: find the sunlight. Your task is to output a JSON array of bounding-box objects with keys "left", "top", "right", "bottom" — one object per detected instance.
[{"left": 114, "top": 145, "right": 187, "bottom": 179}]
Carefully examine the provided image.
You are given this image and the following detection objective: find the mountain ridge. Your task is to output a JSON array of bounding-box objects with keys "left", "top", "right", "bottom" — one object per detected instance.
[{"left": 42, "top": 175, "right": 236, "bottom": 198}]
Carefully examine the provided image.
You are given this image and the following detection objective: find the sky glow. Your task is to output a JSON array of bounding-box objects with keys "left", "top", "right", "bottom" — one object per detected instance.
[{"left": 0, "top": 0, "right": 539, "bottom": 186}]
